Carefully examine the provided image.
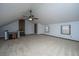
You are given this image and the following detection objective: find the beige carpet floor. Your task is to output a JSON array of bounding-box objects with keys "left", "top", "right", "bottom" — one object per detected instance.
[{"left": 0, "top": 35, "right": 79, "bottom": 56}]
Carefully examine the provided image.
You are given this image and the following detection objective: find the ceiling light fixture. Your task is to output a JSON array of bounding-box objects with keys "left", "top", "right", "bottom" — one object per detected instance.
[{"left": 29, "top": 18, "right": 32, "bottom": 21}]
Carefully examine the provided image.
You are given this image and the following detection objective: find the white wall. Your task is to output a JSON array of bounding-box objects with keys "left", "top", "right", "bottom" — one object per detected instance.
[
  {"left": 0, "top": 28, "right": 5, "bottom": 37},
  {"left": 25, "top": 20, "right": 34, "bottom": 34},
  {"left": 0, "top": 20, "right": 18, "bottom": 37},
  {"left": 0, "top": 20, "right": 34, "bottom": 37},
  {"left": 44, "top": 21, "right": 79, "bottom": 41},
  {"left": 37, "top": 23, "right": 44, "bottom": 34}
]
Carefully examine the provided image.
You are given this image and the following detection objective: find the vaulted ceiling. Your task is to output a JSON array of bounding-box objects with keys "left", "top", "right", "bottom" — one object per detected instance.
[
  {"left": 0, "top": 3, "right": 31, "bottom": 27},
  {"left": 32, "top": 3, "right": 79, "bottom": 24},
  {"left": 0, "top": 3, "right": 79, "bottom": 27}
]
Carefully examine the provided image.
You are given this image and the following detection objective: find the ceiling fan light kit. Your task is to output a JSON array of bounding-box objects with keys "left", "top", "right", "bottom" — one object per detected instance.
[
  {"left": 22, "top": 10, "right": 39, "bottom": 21},
  {"left": 29, "top": 18, "right": 32, "bottom": 21}
]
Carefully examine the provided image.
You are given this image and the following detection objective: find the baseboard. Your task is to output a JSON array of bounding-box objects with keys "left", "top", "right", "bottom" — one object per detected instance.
[
  {"left": 42, "top": 34, "right": 79, "bottom": 42},
  {"left": 0, "top": 37, "right": 4, "bottom": 39},
  {"left": 25, "top": 34, "right": 36, "bottom": 36},
  {"left": 25, "top": 34, "right": 42, "bottom": 35}
]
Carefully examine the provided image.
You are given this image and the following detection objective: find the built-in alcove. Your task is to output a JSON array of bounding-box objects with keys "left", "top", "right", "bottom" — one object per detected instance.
[{"left": 19, "top": 19, "right": 25, "bottom": 36}]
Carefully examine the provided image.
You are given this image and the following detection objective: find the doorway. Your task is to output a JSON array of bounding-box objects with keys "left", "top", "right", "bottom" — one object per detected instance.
[{"left": 34, "top": 23, "right": 37, "bottom": 34}]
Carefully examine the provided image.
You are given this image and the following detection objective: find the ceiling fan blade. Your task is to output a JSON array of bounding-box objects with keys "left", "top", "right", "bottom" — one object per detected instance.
[
  {"left": 33, "top": 18, "right": 39, "bottom": 20},
  {"left": 22, "top": 10, "right": 39, "bottom": 21}
]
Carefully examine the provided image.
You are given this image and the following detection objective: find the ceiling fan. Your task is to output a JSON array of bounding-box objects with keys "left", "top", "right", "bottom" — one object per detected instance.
[{"left": 23, "top": 10, "right": 39, "bottom": 21}]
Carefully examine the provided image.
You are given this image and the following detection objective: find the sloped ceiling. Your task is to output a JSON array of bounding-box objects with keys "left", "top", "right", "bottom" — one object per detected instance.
[
  {"left": 0, "top": 3, "right": 79, "bottom": 27},
  {"left": 32, "top": 3, "right": 79, "bottom": 24},
  {"left": 0, "top": 3, "right": 31, "bottom": 27}
]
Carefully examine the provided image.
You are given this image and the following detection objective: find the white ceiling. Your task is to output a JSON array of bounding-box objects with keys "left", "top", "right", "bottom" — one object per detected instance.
[
  {"left": 32, "top": 3, "right": 79, "bottom": 24},
  {"left": 0, "top": 3, "right": 31, "bottom": 26},
  {"left": 0, "top": 3, "right": 79, "bottom": 26}
]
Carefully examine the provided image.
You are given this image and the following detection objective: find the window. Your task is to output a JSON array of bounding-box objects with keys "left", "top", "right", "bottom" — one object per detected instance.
[
  {"left": 61, "top": 25, "right": 71, "bottom": 35},
  {"left": 44, "top": 25, "right": 49, "bottom": 33}
]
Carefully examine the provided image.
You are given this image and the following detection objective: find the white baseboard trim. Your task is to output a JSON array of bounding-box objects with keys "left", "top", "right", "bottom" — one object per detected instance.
[{"left": 42, "top": 34, "right": 79, "bottom": 42}]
